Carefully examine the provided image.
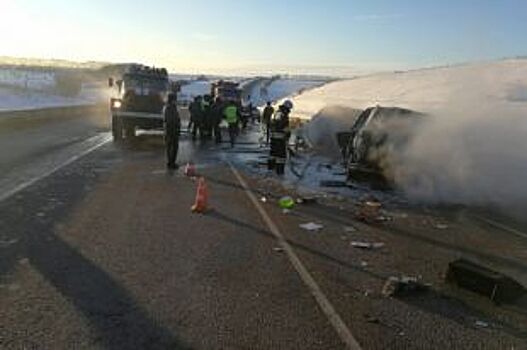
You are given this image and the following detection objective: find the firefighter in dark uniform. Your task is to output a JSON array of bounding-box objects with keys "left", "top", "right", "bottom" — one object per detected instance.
[
  {"left": 164, "top": 93, "right": 181, "bottom": 169},
  {"left": 269, "top": 100, "right": 293, "bottom": 175}
]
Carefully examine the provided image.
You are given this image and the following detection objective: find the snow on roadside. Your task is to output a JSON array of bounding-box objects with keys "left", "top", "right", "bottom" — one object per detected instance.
[{"left": 0, "top": 85, "right": 110, "bottom": 112}]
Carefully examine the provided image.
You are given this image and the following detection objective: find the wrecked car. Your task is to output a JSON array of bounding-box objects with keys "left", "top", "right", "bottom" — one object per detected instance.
[{"left": 337, "top": 106, "right": 427, "bottom": 181}]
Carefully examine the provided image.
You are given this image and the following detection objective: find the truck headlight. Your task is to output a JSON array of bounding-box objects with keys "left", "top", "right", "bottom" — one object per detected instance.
[{"left": 112, "top": 100, "right": 122, "bottom": 109}]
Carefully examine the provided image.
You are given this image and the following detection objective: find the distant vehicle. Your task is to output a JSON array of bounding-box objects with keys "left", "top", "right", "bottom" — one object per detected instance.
[
  {"left": 109, "top": 65, "right": 170, "bottom": 141},
  {"left": 337, "top": 106, "right": 426, "bottom": 180},
  {"left": 211, "top": 80, "right": 241, "bottom": 105}
]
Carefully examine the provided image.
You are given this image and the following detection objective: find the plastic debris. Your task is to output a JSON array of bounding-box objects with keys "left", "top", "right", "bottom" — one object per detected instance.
[
  {"left": 360, "top": 261, "right": 369, "bottom": 268},
  {"left": 299, "top": 222, "right": 324, "bottom": 231},
  {"left": 351, "top": 241, "right": 385, "bottom": 250},
  {"left": 344, "top": 226, "right": 357, "bottom": 233},
  {"left": 475, "top": 320, "right": 489, "bottom": 328},
  {"left": 260, "top": 196, "right": 267, "bottom": 203},
  {"left": 278, "top": 196, "right": 295, "bottom": 210},
  {"left": 184, "top": 162, "right": 197, "bottom": 177},
  {"left": 273, "top": 247, "right": 284, "bottom": 253},
  {"left": 435, "top": 223, "right": 449, "bottom": 230},
  {"left": 382, "top": 276, "right": 430, "bottom": 297}
]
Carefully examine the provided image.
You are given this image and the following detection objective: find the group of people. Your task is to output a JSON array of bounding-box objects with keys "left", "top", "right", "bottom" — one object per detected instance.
[{"left": 163, "top": 92, "right": 294, "bottom": 176}]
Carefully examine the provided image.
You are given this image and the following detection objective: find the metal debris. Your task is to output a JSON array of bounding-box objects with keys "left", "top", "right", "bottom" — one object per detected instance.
[
  {"left": 382, "top": 276, "right": 430, "bottom": 297},
  {"left": 299, "top": 222, "right": 324, "bottom": 232},
  {"left": 351, "top": 241, "right": 385, "bottom": 250}
]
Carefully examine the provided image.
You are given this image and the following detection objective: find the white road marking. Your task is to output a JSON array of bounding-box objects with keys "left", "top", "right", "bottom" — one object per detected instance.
[
  {"left": 228, "top": 162, "right": 362, "bottom": 350},
  {"left": 474, "top": 215, "right": 527, "bottom": 240},
  {"left": 0, "top": 133, "right": 111, "bottom": 203}
]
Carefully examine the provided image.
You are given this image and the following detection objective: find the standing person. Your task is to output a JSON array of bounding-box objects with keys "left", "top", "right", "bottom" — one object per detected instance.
[
  {"left": 164, "top": 93, "right": 181, "bottom": 170},
  {"left": 211, "top": 97, "right": 224, "bottom": 144},
  {"left": 262, "top": 101, "right": 274, "bottom": 145},
  {"left": 269, "top": 100, "right": 293, "bottom": 175},
  {"left": 189, "top": 96, "right": 202, "bottom": 141},
  {"left": 223, "top": 100, "right": 240, "bottom": 147},
  {"left": 201, "top": 95, "right": 212, "bottom": 140}
]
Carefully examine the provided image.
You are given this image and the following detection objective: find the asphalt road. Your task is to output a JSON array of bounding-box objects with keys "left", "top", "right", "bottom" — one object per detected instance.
[{"left": 1, "top": 108, "right": 526, "bottom": 349}]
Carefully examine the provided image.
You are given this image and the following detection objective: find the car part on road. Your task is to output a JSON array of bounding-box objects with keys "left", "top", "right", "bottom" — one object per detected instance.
[
  {"left": 446, "top": 259, "right": 527, "bottom": 304},
  {"left": 381, "top": 276, "right": 430, "bottom": 297}
]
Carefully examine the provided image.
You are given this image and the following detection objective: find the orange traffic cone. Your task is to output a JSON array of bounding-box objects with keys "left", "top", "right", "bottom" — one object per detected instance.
[
  {"left": 191, "top": 177, "right": 208, "bottom": 213},
  {"left": 184, "top": 162, "right": 196, "bottom": 177}
]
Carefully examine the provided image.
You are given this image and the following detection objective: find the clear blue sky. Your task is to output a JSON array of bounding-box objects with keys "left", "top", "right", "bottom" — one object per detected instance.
[{"left": 1, "top": 0, "right": 526, "bottom": 74}]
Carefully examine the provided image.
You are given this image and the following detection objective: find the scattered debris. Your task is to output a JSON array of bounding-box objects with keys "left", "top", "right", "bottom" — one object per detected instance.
[
  {"left": 299, "top": 222, "right": 324, "bottom": 232},
  {"left": 184, "top": 163, "right": 197, "bottom": 177},
  {"left": 435, "top": 223, "right": 449, "bottom": 230},
  {"left": 351, "top": 241, "right": 385, "bottom": 250},
  {"left": 360, "top": 261, "right": 369, "bottom": 268},
  {"left": 366, "top": 316, "right": 380, "bottom": 324},
  {"left": 475, "top": 320, "right": 490, "bottom": 328},
  {"left": 344, "top": 226, "right": 357, "bottom": 233},
  {"left": 0, "top": 239, "right": 18, "bottom": 248},
  {"left": 278, "top": 196, "right": 295, "bottom": 210},
  {"left": 273, "top": 247, "right": 284, "bottom": 253},
  {"left": 36, "top": 212, "right": 45, "bottom": 218},
  {"left": 260, "top": 196, "right": 267, "bottom": 203},
  {"left": 357, "top": 200, "right": 382, "bottom": 222},
  {"left": 382, "top": 276, "right": 430, "bottom": 297},
  {"left": 282, "top": 209, "right": 291, "bottom": 215}
]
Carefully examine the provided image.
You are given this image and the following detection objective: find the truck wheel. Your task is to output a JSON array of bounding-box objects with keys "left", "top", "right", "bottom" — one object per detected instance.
[
  {"left": 112, "top": 116, "right": 123, "bottom": 142},
  {"left": 124, "top": 123, "right": 136, "bottom": 140}
]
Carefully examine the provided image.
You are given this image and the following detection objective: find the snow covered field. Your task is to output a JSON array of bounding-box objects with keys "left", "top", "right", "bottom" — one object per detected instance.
[
  {"left": 295, "top": 59, "right": 527, "bottom": 213},
  {"left": 0, "top": 67, "right": 110, "bottom": 112},
  {"left": 0, "top": 85, "right": 109, "bottom": 112}
]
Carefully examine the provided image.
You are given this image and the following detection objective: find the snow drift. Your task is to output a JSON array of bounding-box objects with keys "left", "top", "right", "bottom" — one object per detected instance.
[{"left": 295, "top": 59, "right": 527, "bottom": 212}]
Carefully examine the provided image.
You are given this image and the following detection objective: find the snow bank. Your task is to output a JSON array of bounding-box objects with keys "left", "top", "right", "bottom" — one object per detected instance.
[
  {"left": 248, "top": 78, "right": 323, "bottom": 107},
  {"left": 0, "top": 85, "right": 110, "bottom": 112},
  {"left": 295, "top": 59, "right": 527, "bottom": 213}
]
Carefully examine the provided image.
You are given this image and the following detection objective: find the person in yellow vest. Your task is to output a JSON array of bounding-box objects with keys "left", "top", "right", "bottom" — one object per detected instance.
[{"left": 223, "top": 100, "right": 240, "bottom": 147}]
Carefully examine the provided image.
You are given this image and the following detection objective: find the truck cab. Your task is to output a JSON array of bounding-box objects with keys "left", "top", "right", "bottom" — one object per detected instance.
[{"left": 109, "top": 65, "right": 170, "bottom": 141}]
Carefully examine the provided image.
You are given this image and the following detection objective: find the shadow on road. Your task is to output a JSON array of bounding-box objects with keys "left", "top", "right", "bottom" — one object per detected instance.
[{"left": 0, "top": 149, "right": 189, "bottom": 350}]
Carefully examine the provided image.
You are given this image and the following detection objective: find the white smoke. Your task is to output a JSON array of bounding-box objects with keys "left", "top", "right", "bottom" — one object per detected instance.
[{"left": 392, "top": 106, "right": 527, "bottom": 212}]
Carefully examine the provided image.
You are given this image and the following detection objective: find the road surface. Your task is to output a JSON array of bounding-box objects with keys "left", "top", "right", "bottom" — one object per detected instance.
[{"left": 0, "top": 108, "right": 526, "bottom": 349}]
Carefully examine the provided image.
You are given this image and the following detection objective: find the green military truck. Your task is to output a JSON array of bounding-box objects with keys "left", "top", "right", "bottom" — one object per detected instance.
[{"left": 109, "top": 65, "right": 170, "bottom": 141}]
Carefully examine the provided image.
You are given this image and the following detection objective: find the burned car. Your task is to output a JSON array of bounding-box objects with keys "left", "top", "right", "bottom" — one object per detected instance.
[{"left": 337, "top": 106, "right": 427, "bottom": 181}]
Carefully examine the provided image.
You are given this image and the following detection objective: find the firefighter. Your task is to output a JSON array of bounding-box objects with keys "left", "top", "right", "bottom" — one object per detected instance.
[
  {"left": 262, "top": 101, "right": 274, "bottom": 145},
  {"left": 223, "top": 100, "right": 240, "bottom": 147},
  {"left": 164, "top": 93, "right": 181, "bottom": 170},
  {"left": 269, "top": 100, "right": 293, "bottom": 175}
]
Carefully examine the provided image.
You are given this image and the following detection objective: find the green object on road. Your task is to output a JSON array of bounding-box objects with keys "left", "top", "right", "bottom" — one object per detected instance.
[{"left": 279, "top": 196, "right": 295, "bottom": 210}]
